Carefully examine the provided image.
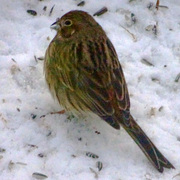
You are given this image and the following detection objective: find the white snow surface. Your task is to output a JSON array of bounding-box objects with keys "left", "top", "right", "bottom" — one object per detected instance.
[{"left": 0, "top": 0, "right": 180, "bottom": 180}]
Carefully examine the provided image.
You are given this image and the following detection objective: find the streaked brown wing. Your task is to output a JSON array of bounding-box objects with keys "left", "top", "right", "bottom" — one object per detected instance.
[{"left": 75, "top": 38, "right": 130, "bottom": 128}]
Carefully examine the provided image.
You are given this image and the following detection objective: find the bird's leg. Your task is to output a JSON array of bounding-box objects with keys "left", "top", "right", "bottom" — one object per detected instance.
[
  {"left": 40, "top": 109, "right": 65, "bottom": 118},
  {"left": 50, "top": 109, "right": 66, "bottom": 115}
]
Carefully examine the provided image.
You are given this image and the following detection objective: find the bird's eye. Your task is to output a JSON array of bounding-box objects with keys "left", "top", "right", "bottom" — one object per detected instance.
[{"left": 64, "top": 19, "right": 72, "bottom": 26}]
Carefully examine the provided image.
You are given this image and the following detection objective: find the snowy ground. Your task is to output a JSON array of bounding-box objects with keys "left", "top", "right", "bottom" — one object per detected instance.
[{"left": 0, "top": 0, "right": 180, "bottom": 180}]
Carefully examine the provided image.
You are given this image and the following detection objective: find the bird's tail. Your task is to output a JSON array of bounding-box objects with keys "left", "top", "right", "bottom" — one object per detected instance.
[{"left": 121, "top": 114, "right": 175, "bottom": 172}]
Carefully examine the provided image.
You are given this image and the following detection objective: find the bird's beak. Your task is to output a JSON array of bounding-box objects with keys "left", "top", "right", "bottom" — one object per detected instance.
[
  {"left": 51, "top": 21, "right": 57, "bottom": 26},
  {"left": 50, "top": 21, "right": 60, "bottom": 31}
]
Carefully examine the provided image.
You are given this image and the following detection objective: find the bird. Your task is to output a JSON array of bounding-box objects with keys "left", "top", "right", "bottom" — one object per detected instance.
[{"left": 44, "top": 10, "right": 174, "bottom": 172}]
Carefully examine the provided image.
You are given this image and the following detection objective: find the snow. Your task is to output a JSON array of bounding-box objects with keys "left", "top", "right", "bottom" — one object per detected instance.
[{"left": 0, "top": 0, "right": 180, "bottom": 179}]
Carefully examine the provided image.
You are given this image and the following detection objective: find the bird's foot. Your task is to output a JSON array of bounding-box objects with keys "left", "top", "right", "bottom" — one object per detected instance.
[{"left": 66, "top": 113, "right": 78, "bottom": 122}]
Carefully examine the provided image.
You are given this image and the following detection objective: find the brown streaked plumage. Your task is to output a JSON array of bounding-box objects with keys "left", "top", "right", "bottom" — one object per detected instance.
[{"left": 44, "top": 10, "right": 174, "bottom": 172}]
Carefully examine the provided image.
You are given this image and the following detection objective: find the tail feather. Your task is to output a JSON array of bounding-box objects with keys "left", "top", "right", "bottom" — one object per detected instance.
[{"left": 121, "top": 114, "right": 175, "bottom": 172}]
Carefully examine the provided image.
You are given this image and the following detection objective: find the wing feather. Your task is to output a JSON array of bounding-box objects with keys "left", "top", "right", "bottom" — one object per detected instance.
[{"left": 75, "top": 38, "right": 130, "bottom": 127}]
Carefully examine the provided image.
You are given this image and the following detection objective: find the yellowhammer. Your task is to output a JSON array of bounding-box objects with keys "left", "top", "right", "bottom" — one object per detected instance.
[{"left": 44, "top": 10, "right": 174, "bottom": 172}]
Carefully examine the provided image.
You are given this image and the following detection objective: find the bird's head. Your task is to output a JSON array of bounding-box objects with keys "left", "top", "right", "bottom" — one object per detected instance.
[{"left": 51, "top": 10, "right": 102, "bottom": 39}]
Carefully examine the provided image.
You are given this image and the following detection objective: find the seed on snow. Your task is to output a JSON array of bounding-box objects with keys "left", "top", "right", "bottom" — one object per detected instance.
[
  {"left": 32, "top": 172, "right": 48, "bottom": 179},
  {"left": 86, "top": 152, "right": 99, "bottom": 159},
  {"left": 175, "top": 72, "right": 180, "bottom": 82},
  {"left": 93, "top": 7, "right": 108, "bottom": 16},
  {"left": 27, "top": 10, "right": 37, "bottom": 16},
  {"left": 77, "top": 1, "right": 85, "bottom": 6},
  {"left": 96, "top": 161, "right": 103, "bottom": 171}
]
